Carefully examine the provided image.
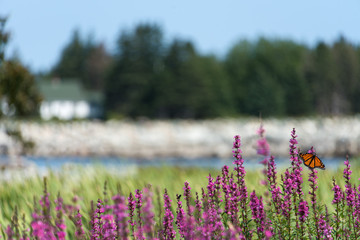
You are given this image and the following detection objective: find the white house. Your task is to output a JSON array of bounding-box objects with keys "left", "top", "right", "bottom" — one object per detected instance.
[{"left": 38, "top": 78, "right": 103, "bottom": 120}]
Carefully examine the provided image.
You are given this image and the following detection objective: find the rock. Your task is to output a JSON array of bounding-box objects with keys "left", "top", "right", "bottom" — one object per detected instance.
[{"left": 0, "top": 117, "right": 359, "bottom": 159}]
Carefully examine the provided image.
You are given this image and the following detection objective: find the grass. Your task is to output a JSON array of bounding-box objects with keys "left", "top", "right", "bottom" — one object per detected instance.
[{"left": 0, "top": 159, "right": 358, "bottom": 231}]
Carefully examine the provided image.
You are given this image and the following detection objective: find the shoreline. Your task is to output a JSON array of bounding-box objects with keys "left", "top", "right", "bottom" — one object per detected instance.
[{"left": 1, "top": 117, "right": 359, "bottom": 159}]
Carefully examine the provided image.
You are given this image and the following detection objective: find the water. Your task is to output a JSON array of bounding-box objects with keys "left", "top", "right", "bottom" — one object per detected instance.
[
  {"left": 25, "top": 156, "right": 346, "bottom": 171},
  {"left": 0, "top": 155, "right": 351, "bottom": 182}
]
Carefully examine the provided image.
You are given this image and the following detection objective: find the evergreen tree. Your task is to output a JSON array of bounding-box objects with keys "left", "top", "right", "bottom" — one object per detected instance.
[
  {"left": 105, "top": 23, "right": 165, "bottom": 118},
  {"left": 0, "top": 17, "right": 42, "bottom": 117},
  {"left": 1, "top": 60, "right": 42, "bottom": 117},
  {"left": 52, "top": 30, "right": 111, "bottom": 90},
  {"left": 305, "top": 42, "right": 337, "bottom": 115},
  {"left": 225, "top": 40, "right": 253, "bottom": 115},
  {"left": 332, "top": 36, "right": 359, "bottom": 114},
  {"left": 0, "top": 17, "right": 9, "bottom": 63}
]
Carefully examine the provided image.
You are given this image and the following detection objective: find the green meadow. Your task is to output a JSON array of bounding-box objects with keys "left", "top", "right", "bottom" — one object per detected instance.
[{"left": 0, "top": 160, "right": 358, "bottom": 233}]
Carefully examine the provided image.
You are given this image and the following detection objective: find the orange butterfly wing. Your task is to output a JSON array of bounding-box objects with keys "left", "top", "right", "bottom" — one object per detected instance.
[{"left": 299, "top": 153, "right": 325, "bottom": 170}]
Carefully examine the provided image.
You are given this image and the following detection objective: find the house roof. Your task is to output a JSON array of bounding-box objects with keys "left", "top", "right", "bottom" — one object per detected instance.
[{"left": 37, "top": 78, "right": 103, "bottom": 103}]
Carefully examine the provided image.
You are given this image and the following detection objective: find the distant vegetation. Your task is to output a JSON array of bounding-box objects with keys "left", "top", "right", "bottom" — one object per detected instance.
[
  {"left": 0, "top": 17, "right": 42, "bottom": 118},
  {"left": 2, "top": 18, "right": 360, "bottom": 119},
  {"left": 50, "top": 23, "right": 360, "bottom": 119}
]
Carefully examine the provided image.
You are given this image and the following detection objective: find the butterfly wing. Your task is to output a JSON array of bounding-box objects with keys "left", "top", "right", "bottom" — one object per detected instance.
[
  {"left": 299, "top": 153, "right": 325, "bottom": 170},
  {"left": 313, "top": 155, "right": 325, "bottom": 169}
]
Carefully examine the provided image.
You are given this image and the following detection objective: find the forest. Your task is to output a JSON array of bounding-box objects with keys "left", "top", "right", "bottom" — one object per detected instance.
[{"left": 3, "top": 21, "right": 360, "bottom": 119}]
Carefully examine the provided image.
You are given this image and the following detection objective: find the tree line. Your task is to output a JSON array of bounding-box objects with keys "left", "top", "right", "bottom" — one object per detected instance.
[
  {"left": 0, "top": 17, "right": 42, "bottom": 118},
  {"left": 3, "top": 21, "right": 360, "bottom": 119}
]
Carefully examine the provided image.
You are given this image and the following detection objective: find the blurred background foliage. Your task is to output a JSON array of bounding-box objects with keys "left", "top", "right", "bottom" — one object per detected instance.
[
  {"left": 2, "top": 17, "right": 360, "bottom": 119},
  {"left": 0, "top": 17, "right": 42, "bottom": 118}
]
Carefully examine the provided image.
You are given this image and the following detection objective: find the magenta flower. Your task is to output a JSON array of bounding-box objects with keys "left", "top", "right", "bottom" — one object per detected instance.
[
  {"left": 332, "top": 180, "right": 344, "bottom": 205},
  {"left": 111, "top": 194, "right": 129, "bottom": 239},
  {"left": 127, "top": 192, "right": 136, "bottom": 235},
  {"left": 290, "top": 128, "right": 303, "bottom": 197},
  {"left": 175, "top": 194, "right": 186, "bottom": 238},
  {"left": 308, "top": 169, "right": 320, "bottom": 238},
  {"left": 54, "top": 195, "right": 66, "bottom": 240},
  {"left": 318, "top": 215, "right": 333, "bottom": 240},
  {"left": 183, "top": 181, "right": 192, "bottom": 216},
  {"left": 73, "top": 209, "right": 85, "bottom": 239},
  {"left": 249, "top": 191, "right": 272, "bottom": 238},
  {"left": 232, "top": 135, "right": 249, "bottom": 238},
  {"left": 281, "top": 169, "right": 293, "bottom": 218},
  {"left": 162, "top": 189, "right": 176, "bottom": 239},
  {"left": 298, "top": 199, "right": 309, "bottom": 222},
  {"left": 344, "top": 157, "right": 355, "bottom": 207},
  {"left": 134, "top": 189, "right": 144, "bottom": 239},
  {"left": 256, "top": 124, "right": 270, "bottom": 187},
  {"left": 141, "top": 188, "right": 155, "bottom": 238},
  {"left": 267, "top": 156, "right": 282, "bottom": 214},
  {"left": 257, "top": 138, "right": 270, "bottom": 157}
]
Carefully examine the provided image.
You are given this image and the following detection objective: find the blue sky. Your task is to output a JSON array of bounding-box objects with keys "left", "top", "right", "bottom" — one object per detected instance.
[{"left": 2, "top": 0, "right": 360, "bottom": 72}]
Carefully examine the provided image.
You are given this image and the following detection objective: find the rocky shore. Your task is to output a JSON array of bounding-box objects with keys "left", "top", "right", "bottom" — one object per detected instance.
[{"left": 1, "top": 117, "right": 359, "bottom": 159}]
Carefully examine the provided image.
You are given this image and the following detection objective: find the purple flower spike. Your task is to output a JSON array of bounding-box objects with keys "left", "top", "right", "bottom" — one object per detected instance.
[
  {"left": 135, "top": 189, "right": 144, "bottom": 239},
  {"left": 162, "top": 189, "right": 176, "bottom": 240},
  {"left": 343, "top": 156, "right": 355, "bottom": 207},
  {"left": 308, "top": 169, "right": 320, "bottom": 238},
  {"left": 183, "top": 181, "right": 192, "bottom": 216},
  {"left": 249, "top": 191, "right": 270, "bottom": 238},
  {"left": 256, "top": 124, "right": 270, "bottom": 187},
  {"left": 141, "top": 188, "right": 155, "bottom": 238},
  {"left": 176, "top": 194, "right": 186, "bottom": 238},
  {"left": 281, "top": 169, "right": 293, "bottom": 218},
  {"left": 232, "top": 135, "right": 250, "bottom": 238},
  {"left": 54, "top": 195, "right": 66, "bottom": 240},
  {"left": 290, "top": 128, "right": 303, "bottom": 196},
  {"left": 127, "top": 193, "right": 136, "bottom": 235},
  {"left": 112, "top": 194, "right": 129, "bottom": 239},
  {"left": 332, "top": 180, "right": 344, "bottom": 205},
  {"left": 298, "top": 199, "right": 309, "bottom": 222},
  {"left": 318, "top": 215, "right": 333, "bottom": 240},
  {"left": 73, "top": 210, "right": 85, "bottom": 239}
]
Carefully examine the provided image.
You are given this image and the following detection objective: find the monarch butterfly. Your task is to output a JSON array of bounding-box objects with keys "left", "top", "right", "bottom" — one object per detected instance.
[{"left": 299, "top": 152, "right": 325, "bottom": 170}]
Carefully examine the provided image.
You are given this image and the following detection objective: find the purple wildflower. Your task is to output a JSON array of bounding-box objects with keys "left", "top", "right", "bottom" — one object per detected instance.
[
  {"left": 256, "top": 124, "right": 270, "bottom": 187},
  {"left": 194, "top": 192, "right": 202, "bottom": 224},
  {"left": 102, "top": 214, "right": 116, "bottom": 239},
  {"left": 73, "top": 210, "right": 85, "bottom": 240},
  {"left": 344, "top": 157, "right": 355, "bottom": 207},
  {"left": 281, "top": 169, "right": 293, "bottom": 218},
  {"left": 111, "top": 194, "right": 128, "bottom": 239},
  {"left": 5, "top": 225, "right": 14, "bottom": 239},
  {"left": 257, "top": 125, "right": 270, "bottom": 159},
  {"left": 176, "top": 194, "right": 186, "bottom": 238},
  {"left": 309, "top": 169, "right": 320, "bottom": 239},
  {"left": 298, "top": 199, "right": 309, "bottom": 222},
  {"left": 257, "top": 137, "right": 270, "bottom": 157},
  {"left": 134, "top": 189, "right": 144, "bottom": 239},
  {"left": 232, "top": 135, "right": 249, "bottom": 237},
  {"left": 162, "top": 189, "right": 176, "bottom": 239},
  {"left": 90, "top": 199, "right": 105, "bottom": 240},
  {"left": 128, "top": 192, "right": 136, "bottom": 236},
  {"left": 141, "top": 188, "right": 155, "bottom": 238},
  {"left": 331, "top": 178, "right": 343, "bottom": 239},
  {"left": 198, "top": 204, "right": 225, "bottom": 240},
  {"left": 267, "top": 156, "right": 282, "bottom": 214},
  {"left": 31, "top": 221, "right": 56, "bottom": 240},
  {"left": 183, "top": 181, "right": 192, "bottom": 216},
  {"left": 318, "top": 215, "right": 333, "bottom": 240},
  {"left": 290, "top": 128, "right": 303, "bottom": 197},
  {"left": 332, "top": 179, "right": 344, "bottom": 205},
  {"left": 249, "top": 191, "right": 266, "bottom": 236},
  {"left": 54, "top": 194, "right": 66, "bottom": 240}
]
